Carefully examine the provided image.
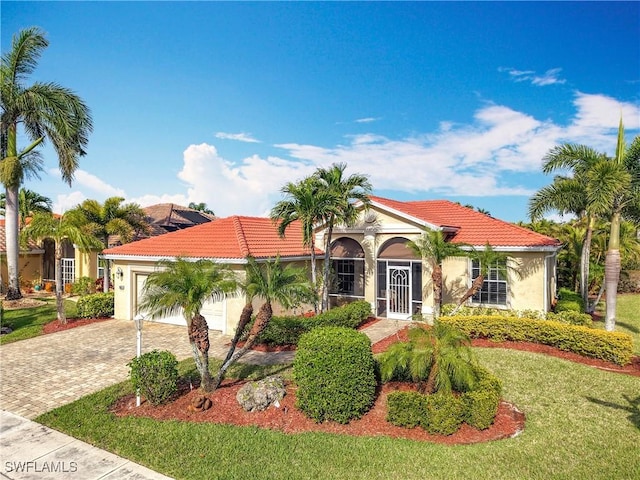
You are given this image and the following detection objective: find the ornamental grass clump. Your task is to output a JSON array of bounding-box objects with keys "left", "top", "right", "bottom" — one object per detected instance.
[{"left": 293, "top": 326, "right": 377, "bottom": 424}]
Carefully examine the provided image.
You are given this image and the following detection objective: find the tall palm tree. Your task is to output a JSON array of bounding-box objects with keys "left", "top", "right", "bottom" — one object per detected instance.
[
  {"left": 137, "top": 257, "right": 237, "bottom": 392},
  {"left": 1, "top": 27, "right": 93, "bottom": 300},
  {"left": 314, "top": 163, "right": 372, "bottom": 312},
  {"left": 593, "top": 122, "right": 640, "bottom": 330},
  {"left": 270, "top": 177, "right": 335, "bottom": 308},
  {"left": 20, "top": 212, "right": 101, "bottom": 323},
  {"left": 407, "top": 229, "right": 467, "bottom": 320},
  {"left": 450, "top": 243, "right": 519, "bottom": 315},
  {"left": 529, "top": 150, "right": 603, "bottom": 308},
  {"left": 0, "top": 188, "right": 52, "bottom": 229},
  {"left": 212, "top": 255, "right": 316, "bottom": 391},
  {"left": 69, "top": 197, "right": 149, "bottom": 292},
  {"left": 378, "top": 322, "right": 478, "bottom": 395}
]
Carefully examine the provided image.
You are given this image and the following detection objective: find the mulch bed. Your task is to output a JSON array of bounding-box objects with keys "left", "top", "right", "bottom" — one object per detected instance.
[{"left": 42, "top": 317, "right": 111, "bottom": 334}]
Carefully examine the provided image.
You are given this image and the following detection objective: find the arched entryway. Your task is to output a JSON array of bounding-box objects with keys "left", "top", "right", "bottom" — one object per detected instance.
[
  {"left": 328, "top": 237, "right": 365, "bottom": 308},
  {"left": 376, "top": 238, "right": 422, "bottom": 320}
]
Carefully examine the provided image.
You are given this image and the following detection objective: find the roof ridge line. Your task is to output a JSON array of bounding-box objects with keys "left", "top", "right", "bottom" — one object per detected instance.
[{"left": 233, "top": 216, "right": 251, "bottom": 257}]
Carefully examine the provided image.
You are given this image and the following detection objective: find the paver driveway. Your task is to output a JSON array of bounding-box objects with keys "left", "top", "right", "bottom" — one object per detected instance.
[{"left": 0, "top": 319, "right": 200, "bottom": 419}]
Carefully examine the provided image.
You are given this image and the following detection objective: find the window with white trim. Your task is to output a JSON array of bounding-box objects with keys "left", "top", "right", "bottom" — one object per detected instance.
[{"left": 471, "top": 259, "right": 507, "bottom": 306}]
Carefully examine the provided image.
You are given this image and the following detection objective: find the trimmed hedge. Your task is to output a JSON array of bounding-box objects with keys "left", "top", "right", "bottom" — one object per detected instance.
[
  {"left": 555, "top": 288, "right": 585, "bottom": 313},
  {"left": 250, "top": 300, "right": 372, "bottom": 346},
  {"left": 440, "top": 315, "right": 633, "bottom": 365},
  {"left": 293, "top": 326, "right": 377, "bottom": 424},
  {"left": 76, "top": 292, "right": 114, "bottom": 318},
  {"left": 386, "top": 366, "right": 502, "bottom": 434},
  {"left": 128, "top": 350, "right": 178, "bottom": 406}
]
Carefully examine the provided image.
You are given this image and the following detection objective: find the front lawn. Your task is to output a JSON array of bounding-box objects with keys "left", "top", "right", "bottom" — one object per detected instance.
[
  {"left": 595, "top": 293, "right": 640, "bottom": 355},
  {"left": 37, "top": 349, "right": 640, "bottom": 480},
  {"left": 0, "top": 298, "right": 78, "bottom": 344}
]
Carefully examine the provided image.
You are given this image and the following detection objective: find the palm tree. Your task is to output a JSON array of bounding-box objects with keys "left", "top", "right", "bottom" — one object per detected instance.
[
  {"left": 529, "top": 151, "right": 603, "bottom": 308},
  {"left": 378, "top": 322, "right": 478, "bottom": 394},
  {"left": 1, "top": 27, "right": 93, "bottom": 300},
  {"left": 270, "top": 177, "right": 334, "bottom": 308},
  {"left": 0, "top": 188, "right": 52, "bottom": 229},
  {"left": 188, "top": 202, "right": 215, "bottom": 216},
  {"left": 407, "top": 229, "right": 467, "bottom": 320},
  {"left": 212, "top": 255, "right": 316, "bottom": 391},
  {"left": 69, "top": 197, "right": 149, "bottom": 292},
  {"left": 20, "top": 212, "right": 101, "bottom": 323},
  {"left": 314, "top": 163, "right": 372, "bottom": 312},
  {"left": 593, "top": 122, "right": 640, "bottom": 330},
  {"left": 450, "top": 243, "right": 519, "bottom": 315},
  {"left": 137, "top": 257, "right": 237, "bottom": 392}
]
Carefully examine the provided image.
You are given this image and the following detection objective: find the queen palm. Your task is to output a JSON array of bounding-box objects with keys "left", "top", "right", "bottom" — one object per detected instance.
[
  {"left": 450, "top": 243, "right": 519, "bottom": 315},
  {"left": 1, "top": 27, "right": 92, "bottom": 300},
  {"left": 137, "top": 257, "right": 237, "bottom": 392},
  {"left": 20, "top": 212, "right": 101, "bottom": 323},
  {"left": 314, "top": 163, "right": 372, "bottom": 312},
  {"left": 270, "top": 177, "right": 335, "bottom": 308},
  {"left": 212, "top": 255, "right": 316, "bottom": 391},
  {"left": 0, "top": 188, "right": 52, "bottom": 229},
  {"left": 407, "top": 229, "right": 467, "bottom": 320},
  {"left": 69, "top": 197, "right": 149, "bottom": 292},
  {"left": 529, "top": 151, "right": 603, "bottom": 309}
]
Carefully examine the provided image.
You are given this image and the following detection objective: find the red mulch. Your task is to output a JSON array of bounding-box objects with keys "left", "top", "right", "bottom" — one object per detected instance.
[
  {"left": 107, "top": 319, "right": 638, "bottom": 444},
  {"left": 111, "top": 380, "right": 525, "bottom": 445},
  {"left": 42, "top": 317, "right": 111, "bottom": 334}
]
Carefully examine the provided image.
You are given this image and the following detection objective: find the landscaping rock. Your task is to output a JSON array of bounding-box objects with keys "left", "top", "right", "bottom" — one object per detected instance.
[
  {"left": 189, "top": 394, "right": 212, "bottom": 412},
  {"left": 0, "top": 326, "right": 12, "bottom": 335},
  {"left": 236, "top": 375, "right": 286, "bottom": 412}
]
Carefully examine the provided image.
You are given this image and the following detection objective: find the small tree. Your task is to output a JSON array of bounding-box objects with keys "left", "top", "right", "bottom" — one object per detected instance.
[
  {"left": 450, "top": 243, "right": 520, "bottom": 315},
  {"left": 378, "top": 322, "right": 478, "bottom": 395},
  {"left": 137, "top": 257, "right": 237, "bottom": 392},
  {"left": 212, "top": 255, "right": 316, "bottom": 391},
  {"left": 21, "top": 212, "right": 102, "bottom": 323}
]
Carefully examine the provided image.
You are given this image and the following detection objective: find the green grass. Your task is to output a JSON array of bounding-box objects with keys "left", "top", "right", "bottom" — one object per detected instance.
[
  {"left": 595, "top": 293, "right": 640, "bottom": 355},
  {"left": 0, "top": 298, "right": 78, "bottom": 344},
  {"left": 37, "top": 350, "right": 640, "bottom": 480}
]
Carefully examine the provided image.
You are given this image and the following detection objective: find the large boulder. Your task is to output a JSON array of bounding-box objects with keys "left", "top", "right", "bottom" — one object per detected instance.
[{"left": 236, "top": 375, "right": 286, "bottom": 412}]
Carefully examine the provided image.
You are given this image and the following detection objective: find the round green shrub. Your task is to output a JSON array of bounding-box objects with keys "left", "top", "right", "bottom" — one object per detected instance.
[
  {"left": 76, "top": 292, "right": 114, "bottom": 318},
  {"left": 423, "top": 392, "right": 465, "bottom": 435},
  {"left": 128, "top": 350, "right": 178, "bottom": 406},
  {"left": 293, "top": 326, "right": 377, "bottom": 424}
]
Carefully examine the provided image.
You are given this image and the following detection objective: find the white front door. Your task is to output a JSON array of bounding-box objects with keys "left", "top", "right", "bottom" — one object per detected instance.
[{"left": 387, "top": 265, "right": 411, "bottom": 320}]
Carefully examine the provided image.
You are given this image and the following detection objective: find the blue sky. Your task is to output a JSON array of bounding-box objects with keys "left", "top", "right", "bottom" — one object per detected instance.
[{"left": 2, "top": 1, "right": 639, "bottom": 222}]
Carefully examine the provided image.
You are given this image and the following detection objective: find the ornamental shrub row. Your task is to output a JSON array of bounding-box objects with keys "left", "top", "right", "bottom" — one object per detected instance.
[
  {"left": 293, "top": 326, "right": 377, "bottom": 424},
  {"left": 250, "top": 300, "right": 372, "bottom": 346},
  {"left": 76, "top": 292, "right": 114, "bottom": 318},
  {"left": 386, "top": 367, "right": 502, "bottom": 434},
  {"left": 440, "top": 315, "right": 633, "bottom": 365}
]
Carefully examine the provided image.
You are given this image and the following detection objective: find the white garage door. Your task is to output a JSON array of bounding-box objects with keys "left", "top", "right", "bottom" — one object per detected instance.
[{"left": 135, "top": 274, "right": 227, "bottom": 333}]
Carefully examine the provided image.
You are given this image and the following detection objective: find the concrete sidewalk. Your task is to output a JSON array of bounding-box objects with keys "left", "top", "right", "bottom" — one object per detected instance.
[
  {"left": 0, "top": 317, "right": 404, "bottom": 480},
  {"left": 0, "top": 410, "right": 172, "bottom": 479}
]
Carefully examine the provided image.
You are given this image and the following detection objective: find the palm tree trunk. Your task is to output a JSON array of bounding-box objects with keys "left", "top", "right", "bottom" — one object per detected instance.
[
  {"left": 423, "top": 360, "right": 438, "bottom": 394},
  {"left": 4, "top": 185, "right": 22, "bottom": 300},
  {"left": 103, "top": 236, "right": 110, "bottom": 292},
  {"left": 450, "top": 275, "right": 485, "bottom": 315},
  {"left": 579, "top": 216, "right": 594, "bottom": 310},
  {"left": 185, "top": 314, "right": 213, "bottom": 391},
  {"left": 55, "top": 242, "right": 66, "bottom": 324},
  {"left": 604, "top": 212, "right": 621, "bottom": 331},
  {"left": 432, "top": 265, "right": 442, "bottom": 320},
  {"left": 321, "top": 223, "right": 334, "bottom": 313},
  {"left": 212, "top": 302, "right": 272, "bottom": 391}
]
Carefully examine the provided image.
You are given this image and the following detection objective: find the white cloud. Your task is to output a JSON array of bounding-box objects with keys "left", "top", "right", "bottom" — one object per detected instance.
[
  {"left": 49, "top": 168, "right": 126, "bottom": 197},
  {"left": 214, "top": 132, "right": 260, "bottom": 143},
  {"left": 355, "top": 117, "right": 381, "bottom": 123},
  {"left": 53, "top": 191, "right": 87, "bottom": 214},
  {"left": 502, "top": 67, "right": 566, "bottom": 86}
]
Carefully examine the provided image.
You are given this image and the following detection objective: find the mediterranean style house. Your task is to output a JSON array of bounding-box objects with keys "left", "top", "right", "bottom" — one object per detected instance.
[{"left": 103, "top": 196, "right": 561, "bottom": 334}]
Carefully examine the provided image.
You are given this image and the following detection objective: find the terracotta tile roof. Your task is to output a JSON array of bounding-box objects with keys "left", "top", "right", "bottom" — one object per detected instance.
[
  {"left": 370, "top": 196, "right": 560, "bottom": 248},
  {"left": 0, "top": 221, "right": 44, "bottom": 253},
  {"left": 103, "top": 216, "right": 319, "bottom": 260}
]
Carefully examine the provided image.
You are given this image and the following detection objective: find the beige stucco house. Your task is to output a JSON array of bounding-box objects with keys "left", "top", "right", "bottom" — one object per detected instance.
[{"left": 103, "top": 196, "right": 560, "bottom": 333}]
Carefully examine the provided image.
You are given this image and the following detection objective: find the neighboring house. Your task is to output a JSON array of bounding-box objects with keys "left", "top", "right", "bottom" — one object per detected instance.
[
  {"left": 103, "top": 197, "right": 561, "bottom": 332},
  {"left": 0, "top": 204, "right": 215, "bottom": 293}
]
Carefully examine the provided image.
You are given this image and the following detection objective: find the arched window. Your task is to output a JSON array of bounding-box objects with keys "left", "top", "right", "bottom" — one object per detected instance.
[{"left": 329, "top": 238, "right": 365, "bottom": 305}]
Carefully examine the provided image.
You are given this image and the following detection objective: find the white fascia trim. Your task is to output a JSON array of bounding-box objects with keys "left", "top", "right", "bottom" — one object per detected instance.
[
  {"left": 103, "top": 254, "right": 314, "bottom": 264},
  {"left": 458, "top": 245, "right": 561, "bottom": 253}
]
